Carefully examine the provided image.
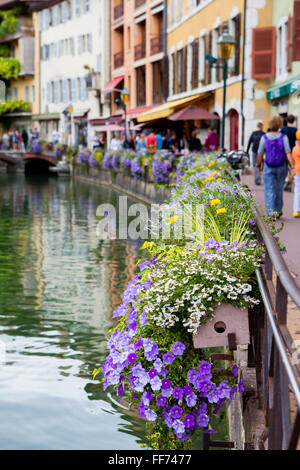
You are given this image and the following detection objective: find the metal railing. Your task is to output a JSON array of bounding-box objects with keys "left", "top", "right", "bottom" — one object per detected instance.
[
  {"left": 226, "top": 169, "right": 300, "bottom": 449},
  {"left": 150, "top": 34, "right": 163, "bottom": 55},
  {"left": 114, "top": 51, "right": 124, "bottom": 69},
  {"left": 114, "top": 1, "right": 124, "bottom": 21},
  {"left": 134, "top": 42, "right": 146, "bottom": 61},
  {"left": 249, "top": 207, "right": 300, "bottom": 449}
]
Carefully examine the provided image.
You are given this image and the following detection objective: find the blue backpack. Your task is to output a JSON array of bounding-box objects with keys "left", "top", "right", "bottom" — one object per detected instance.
[{"left": 264, "top": 134, "right": 286, "bottom": 167}]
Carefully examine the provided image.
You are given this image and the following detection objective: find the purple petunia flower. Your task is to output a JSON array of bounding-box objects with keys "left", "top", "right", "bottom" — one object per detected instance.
[
  {"left": 232, "top": 365, "right": 239, "bottom": 377},
  {"left": 238, "top": 380, "right": 244, "bottom": 393},
  {"left": 183, "top": 414, "right": 195, "bottom": 430},
  {"left": 156, "top": 395, "right": 167, "bottom": 407},
  {"left": 186, "top": 392, "right": 197, "bottom": 408},
  {"left": 163, "top": 352, "right": 175, "bottom": 364},
  {"left": 197, "top": 414, "right": 210, "bottom": 428},
  {"left": 128, "top": 353, "right": 137, "bottom": 364},
  {"left": 170, "top": 406, "right": 183, "bottom": 420},
  {"left": 198, "top": 361, "right": 212, "bottom": 376},
  {"left": 161, "top": 378, "right": 172, "bottom": 390},
  {"left": 141, "top": 391, "right": 152, "bottom": 406},
  {"left": 150, "top": 376, "right": 162, "bottom": 391},
  {"left": 171, "top": 341, "right": 186, "bottom": 356},
  {"left": 145, "top": 407, "right": 157, "bottom": 422},
  {"left": 184, "top": 385, "right": 193, "bottom": 396},
  {"left": 173, "top": 387, "right": 184, "bottom": 400},
  {"left": 148, "top": 368, "right": 158, "bottom": 379},
  {"left": 217, "top": 381, "right": 231, "bottom": 399}
]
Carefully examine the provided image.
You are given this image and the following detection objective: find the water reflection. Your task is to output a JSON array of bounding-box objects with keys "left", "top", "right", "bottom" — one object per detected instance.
[{"left": 0, "top": 173, "right": 146, "bottom": 449}]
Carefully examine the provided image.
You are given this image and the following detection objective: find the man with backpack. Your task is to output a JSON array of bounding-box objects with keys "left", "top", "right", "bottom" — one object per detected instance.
[
  {"left": 257, "top": 116, "right": 294, "bottom": 219},
  {"left": 246, "top": 122, "right": 265, "bottom": 185}
]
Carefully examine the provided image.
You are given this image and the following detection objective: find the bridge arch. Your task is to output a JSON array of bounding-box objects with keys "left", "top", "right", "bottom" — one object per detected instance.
[{"left": 23, "top": 154, "right": 56, "bottom": 175}]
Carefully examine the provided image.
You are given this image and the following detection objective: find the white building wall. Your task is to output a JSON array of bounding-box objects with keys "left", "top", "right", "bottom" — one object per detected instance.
[{"left": 38, "top": 0, "right": 110, "bottom": 148}]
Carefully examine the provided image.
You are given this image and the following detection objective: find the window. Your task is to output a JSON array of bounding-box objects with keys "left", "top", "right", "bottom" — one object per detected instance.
[
  {"left": 84, "top": 0, "right": 90, "bottom": 13},
  {"left": 79, "top": 77, "right": 86, "bottom": 100},
  {"left": 59, "top": 80, "right": 63, "bottom": 101},
  {"left": 276, "top": 19, "right": 288, "bottom": 78},
  {"left": 38, "top": 11, "right": 44, "bottom": 31},
  {"left": 71, "top": 78, "right": 77, "bottom": 101},
  {"left": 78, "top": 36, "right": 83, "bottom": 54},
  {"left": 87, "top": 34, "right": 92, "bottom": 53},
  {"left": 47, "top": 83, "right": 51, "bottom": 103},
  {"left": 177, "top": 48, "right": 183, "bottom": 93},
  {"left": 199, "top": 35, "right": 206, "bottom": 82},
  {"left": 62, "top": 80, "right": 68, "bottom": 102},
  {"left": 67, "top": 78, "right": 72, "bottom": 100},
  {"left": 51, "top": 81, "right": 55, "bottom": 102},
  {"left": 70, "top": 37, "right": 75, "bottom": 55},
  {"left": 75, "top": 0, "right": 81, "bottom": 16},
  {"left": 32, "top": 85, "right": 35, "bottom": 102},
  {"left": 67, "top": 0, "right": 73, "bottom": 20},
  {"left": 96, "top": 53, "right": 101, "bottom": 73}
]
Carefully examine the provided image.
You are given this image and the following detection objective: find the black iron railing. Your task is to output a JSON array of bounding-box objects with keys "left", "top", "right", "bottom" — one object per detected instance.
[{"left": 224, "top": 169, "right": 300, "bottom": 450}]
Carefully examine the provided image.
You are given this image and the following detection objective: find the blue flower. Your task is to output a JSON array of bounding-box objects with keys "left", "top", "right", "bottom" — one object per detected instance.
[{"left": 171, "top": 341, "right": 186, "bottom": 356}]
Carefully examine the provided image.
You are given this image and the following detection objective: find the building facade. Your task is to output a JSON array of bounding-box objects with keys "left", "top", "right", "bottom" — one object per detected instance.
[
  {"left": 35, "top": 0, "right": 110, "bottom": 147},
  {"left": 161, "top": 0, "right": 274, "bottom": 150},
  {"left": 264, "top": 0, "right": 300, "bottom": 124},
  {"left": 109, "top": 0, "right": 166, "bottom": 126},
  {"left": 0, "top": 3, "right": 35, "bottom": 132}
]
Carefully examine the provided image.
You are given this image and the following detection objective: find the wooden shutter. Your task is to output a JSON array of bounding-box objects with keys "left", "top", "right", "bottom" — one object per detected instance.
[
  {"left": 163, "top": 55, "right": 169, "bottom": 101},
  {"left": 206, "top": 31, "right": 212, "bottom": 84},
  {"left": 173, "top": 52, "right": 177, "bottom": 95},
  {"left": 287, "top": 14, "right": 292, "bottom": 71},
  {"left": 252, "top": 27, "right": 276, "bottom": 78},
  {"left": 191, "top": 39, "right": 199, "bottom": 89},
  {"left": 293, "top": 1, "right": 300, "bottom": 61},
  {"left": 181, "top": 46, "right": 187, "bottom": 92},
  {"left": 234, "top": 14, "right": 241, "bottom": 76}
]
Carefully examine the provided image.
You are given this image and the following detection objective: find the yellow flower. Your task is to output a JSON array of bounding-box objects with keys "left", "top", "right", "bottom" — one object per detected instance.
[
  {"left": 212, "top": 170, "right": 217, "bottom": 175},
  {"left": 208, "top": 161, "right": 215, "bottom": 167},
  {"left": 216, "top": 178, "right": 222, "bottom": 182},
  {"left": 200, "top": 165, "right": 205, "bottom": 169},
  {"left": 169, "top": 216, "right": 179, "bottom": 225},
  {"left": 208, "top": 174, "right": 214, "bottom": 181},
  {"left": 210, "top": 199, "right": 221, "bottom": 206},
  {"left": 216, "top": 208, "right": 227, "bottom": 214}
]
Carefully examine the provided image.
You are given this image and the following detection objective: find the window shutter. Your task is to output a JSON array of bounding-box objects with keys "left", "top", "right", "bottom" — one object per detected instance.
[
  {"left": 181, "top": 46, "right": 187, "bottom": 92},
  {"left": 163, "top": 55, "right": 169, "bottom": 101},
  {"left": 173, "top": 52, "right": 177, "bottom": 94},
  {"left": 71, "top": 78, "right": 77, "bottom": 101},
  {"left": 287, "top": 14, "right": 292, "bottom": 71},
  {"left": 206, "top": 31, "right": 212, "bottom": 84},
  {"left": 78, "top": 36, "right": 82, "bottom": 55},
  {"left": 191, "top": 39, "right": 199, "bottom": 89},
  {"left": 234, "top": 14, "right": 241, "bottom": 76},
  {"left": 252, "top": 27, "right": 276, "bottom": 78},
  {"left": 46, "top": 83, "right": 51, "bottom": 103},
  {"left": 87, "top": 34, "right": 92, "bottom": 53},
  {"left": 293, "top": 1, "right": 300, "bottom": 61},
  {"left": 62, "top": 80, "right": 68, "bottom": 102}
]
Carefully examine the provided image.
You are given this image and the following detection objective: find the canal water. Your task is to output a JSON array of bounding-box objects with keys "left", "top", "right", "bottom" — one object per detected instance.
[{"left": 0, "top": 173, "right": 147, "bottom": 450}]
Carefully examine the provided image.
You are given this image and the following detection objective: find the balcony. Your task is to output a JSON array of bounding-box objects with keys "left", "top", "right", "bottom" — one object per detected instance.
[
  {"left": 135, "top": 0, "right": 146, "bottom": 9},
  {"left": 114, "top": 1, "right": 124, "bottom": 21},
  {"left": 150, "top": 34, "right": 163, "bottom": 55},
  {"left": 134, "top": 42, "right": 146, "bottom": 61},
  {"left": 114, "top": 51, "right": 124, "bottom": 69}
]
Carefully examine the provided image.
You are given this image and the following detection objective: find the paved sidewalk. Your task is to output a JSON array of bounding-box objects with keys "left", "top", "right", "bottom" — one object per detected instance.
[
  {"left": 241, "top": 172, "right": 300, "bottom": 343},
  {"left": 241, "top": 172, "right": 300, "bottom": 286}
]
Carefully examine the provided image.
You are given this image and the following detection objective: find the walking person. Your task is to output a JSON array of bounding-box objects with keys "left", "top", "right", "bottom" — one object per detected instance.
[
  {"left": 21, "top": 129, "right": 29, "bottom": 151},
  {"left": 204, "top": 127, "right": 220, "bottom": 152},
  {"left": 246, "top": 122, "right": 265, "bottom": 185},
  {"left": 291, "top": 129, "right": 300, "bottom": 218},
  {"left": 281, "top": 115, "right": 298, "bottom": 192},
  {"left": 257, "top": 116, "right": 293, "bottom": 219}
]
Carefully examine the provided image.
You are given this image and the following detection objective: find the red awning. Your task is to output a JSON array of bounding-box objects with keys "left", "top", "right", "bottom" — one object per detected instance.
[{"left": 103, "top": 75, "right": 124, "bottom": 93}]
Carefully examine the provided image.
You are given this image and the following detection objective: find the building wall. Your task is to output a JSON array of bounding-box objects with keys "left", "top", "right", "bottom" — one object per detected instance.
[
  {"left": 38, "top": 0, "right": 110, "bottom": 146},
  {"left": 111, "top": 0, "right": 164, "bottom": 116},
  {"left": 269, "top": 0, "right": 300, "bottom": 121},
  {"left": 166, "top": 0, "right": 273, "bottom": 149}
]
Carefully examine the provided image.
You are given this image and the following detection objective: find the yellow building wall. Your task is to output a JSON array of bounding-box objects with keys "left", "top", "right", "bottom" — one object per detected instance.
[{"left": 167, "top": 0, "right": 273, "bottom": 145}]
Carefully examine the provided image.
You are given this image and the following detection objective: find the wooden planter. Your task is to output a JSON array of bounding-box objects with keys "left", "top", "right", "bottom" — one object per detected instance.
[{"left": 193, "top": 303, "right": 249, "bottom": 349}]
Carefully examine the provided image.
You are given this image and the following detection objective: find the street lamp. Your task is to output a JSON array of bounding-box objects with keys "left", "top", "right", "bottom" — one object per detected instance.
[
  {"left": 217, "top": 29, "right": 235, "bottom": 150},
  {"left": 121, "top": 87, "right": 130, "bottom": 140}
]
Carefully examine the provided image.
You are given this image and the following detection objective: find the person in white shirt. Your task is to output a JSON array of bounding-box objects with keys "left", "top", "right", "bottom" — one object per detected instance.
[
  {"left": 52, "top": 129, "right": 60, "bottom": 145},
  {"left": 109, "top": 133, "right": 122, "bottom": 151}
]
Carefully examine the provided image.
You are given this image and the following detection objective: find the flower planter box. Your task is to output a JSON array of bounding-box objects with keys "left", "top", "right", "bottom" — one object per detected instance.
[{"left": 193, "top": 303, "right": 249, "bottom": 349}]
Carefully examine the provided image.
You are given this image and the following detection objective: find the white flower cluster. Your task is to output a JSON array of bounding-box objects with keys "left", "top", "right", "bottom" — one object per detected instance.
[{"left": 140, "top": 243, "right": 261, "bottom": 334}]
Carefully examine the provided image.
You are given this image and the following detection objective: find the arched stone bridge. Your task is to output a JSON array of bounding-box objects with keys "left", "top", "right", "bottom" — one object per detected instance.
[{"left": 0, "top": 150, "right": 60, "bottom": 173}]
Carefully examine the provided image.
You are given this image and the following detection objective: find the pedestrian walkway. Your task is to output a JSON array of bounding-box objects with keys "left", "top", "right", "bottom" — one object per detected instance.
[{"left": 241, "top": 172, "right": 300, "bottom": 344}]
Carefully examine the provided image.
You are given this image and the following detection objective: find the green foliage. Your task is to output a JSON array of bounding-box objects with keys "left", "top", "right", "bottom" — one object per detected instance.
[
  {"left": 0, "top": 10, "right": 19, "bottom": 39},
  {"left": 0, "top": 44, "right": 11, "bottom": 58},
  {"left": 0, "top": 98, "right": 30, "bottom": 117},
  {"left": 0, "top": 57, "right": 21, "bottom": 79}
]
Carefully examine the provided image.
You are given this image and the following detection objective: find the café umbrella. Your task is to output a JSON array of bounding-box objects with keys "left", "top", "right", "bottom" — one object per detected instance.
[{"left": 168, "top": 105, "right": 220, "bottom": 121}]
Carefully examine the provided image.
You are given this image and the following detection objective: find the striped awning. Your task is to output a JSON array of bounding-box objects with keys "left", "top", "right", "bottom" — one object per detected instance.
[{"left": 137, "top": 93, "right": 210, "bottom": 123}]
